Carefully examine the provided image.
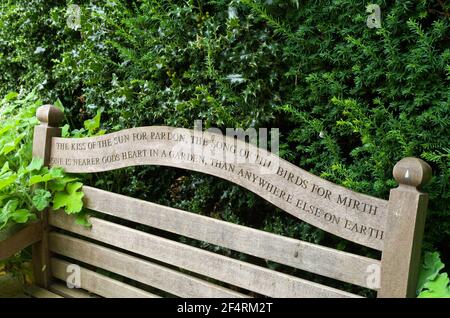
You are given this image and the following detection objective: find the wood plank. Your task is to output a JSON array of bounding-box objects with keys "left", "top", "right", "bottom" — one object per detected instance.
[
  {"left": 24, "top": 285, "right": 63, "bottom": 298},
  {"left": 49, "top": 213, "right": 361, "bottom": 298},
  {"left": 378, "top": 158, "right": 431, "bottom": 297},
  {"left": 49, "top": 126, "right": 388, "bottom": 250},
  {"left": 51, "top": 258, "right": 158, "bottom": 298},
  {"left": 0, "top": 222, "right": 42, "bottom": 261},
  {"left": 83, "top": 186, "right": 380, "bottom": 289},
  {"left": 32, "top": 105, "right": 64, "bottom": 288},
  {"left": 49, "top": 233, "right": 248, "bottom": 298},
  {"left": 49, "top": 283, "right": 99, "bottom": 298}
]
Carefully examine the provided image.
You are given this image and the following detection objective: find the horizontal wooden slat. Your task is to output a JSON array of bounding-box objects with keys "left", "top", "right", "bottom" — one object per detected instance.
[
  {"left": 50, "top": 213, "right": 361, "bottom": 298},
  {"left": 24, "top": 285, "right": 63, "bottom": 298},
  {"left": 83, "top": 186, "right": 380, "bottom": 289},
  {"left": 50, "top": 233, "right": 248, "bottom": 298},
  {"left": 49, "top": 283, "right": 99, "bottom": 298},
  {"left": 0, "top": 222, "right": 42, "bottom": 260},
  {"left": 51, "top": 258, "right": 158, "bottom": 298}
]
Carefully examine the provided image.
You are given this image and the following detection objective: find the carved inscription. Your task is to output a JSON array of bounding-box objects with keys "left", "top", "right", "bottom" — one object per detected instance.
[{"left": 50, "top": 127, "right": 388, "bottom": 250}]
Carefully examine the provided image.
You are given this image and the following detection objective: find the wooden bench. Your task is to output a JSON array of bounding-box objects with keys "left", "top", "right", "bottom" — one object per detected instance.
[{"left": 0, "top": 105, "right": 432, "bottom": 298}]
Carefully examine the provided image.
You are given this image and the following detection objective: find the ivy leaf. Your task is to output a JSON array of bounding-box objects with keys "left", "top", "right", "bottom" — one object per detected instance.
[
  {"left": 75, "top": 211, "right": 92, "bottom": 227},
  {"left": 29, "top": 168, "right": 65, "bottom": 186},
  {"left": 53, "top": 182, "right": 84, "bottom": 214},
  {"left": 0, "top": 172, "right": 17, "bottom": 191},
  {"left": 48, "top": 176, "right": 79, "bottom": 192},
  {"left": 417, "top": 252, "right": 445, "bottom": 292},
  {"left": 0, "top": 200, "right": 19, "bottom": 227},
  {"left": 61, "top": 124, "right": 70, "bottom": 138},
  {"left": 26, "top": 157, "right": 44, "bottom": 173},
  {"left": 1, "top": 162, "right": 10, "bottom": 174},
  {"left": 84, "top": 110, "right": 102, "bottom": 135},
  {"left": 4, "top": 92, "right": 18, "bottom": 101},
  {"left": 0, "top": 162, "right": 17, "bottom": 190},
  {"left": 32, "top": 189, "right": 52, "bottom": 211},
  {"left": 48, "top": 167, "right": 65, "bottom": 179},
  {"left": 11, "top": 209, "right": 32, "bottom": 223},
  {"left": 418, "top": 273, "right": 450, "bottom": 298},
  {"left": 29, "top": 174, "right": 53, "bottom": 186}
]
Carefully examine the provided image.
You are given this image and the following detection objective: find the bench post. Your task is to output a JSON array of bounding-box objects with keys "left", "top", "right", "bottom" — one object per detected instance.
[
  {"left": 378, "top": 157, "right": 432, "bottom": 298},
  {"left": 31, "top": 105, "right": 64, "bottom": 288}
]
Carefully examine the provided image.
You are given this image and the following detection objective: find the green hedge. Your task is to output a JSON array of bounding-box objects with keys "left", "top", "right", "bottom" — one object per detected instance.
[{"left": 0, "top": 0, "right": 448, "bottom": 266}]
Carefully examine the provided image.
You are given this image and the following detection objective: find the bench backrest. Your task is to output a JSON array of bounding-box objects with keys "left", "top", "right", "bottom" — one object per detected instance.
[{"left": 31, "top": 105, "right": 432, "bottom": 298}]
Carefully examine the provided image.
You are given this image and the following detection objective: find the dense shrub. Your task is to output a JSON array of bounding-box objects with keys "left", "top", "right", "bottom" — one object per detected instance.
[{"left": 0, "top": 0, "right": 448, "bottom": 268}]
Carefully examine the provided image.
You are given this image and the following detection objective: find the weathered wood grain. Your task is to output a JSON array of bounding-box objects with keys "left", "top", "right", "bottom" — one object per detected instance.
[
  {"left": 32, "top": 105, "right": 64, "bottom": 288},
  {"left": 49, "top": 213, "right": 361, "bottom": 298},
  {"left": 378, "top": 158, "right": 432, "bottom": 298},
  {"left": 24, "top": 285, "right": 63, "bottom": 298},
  {"left": 51, "top": 258, "right": 159, "bottom": 298},
  {"left": 83, "top": 185, "right": 380, "bottom": 289},
  {"left": 49, "top": 233, "right": 248, "bottom": 298},
  {"left": 0, "top": 222, "right": 42, "bottom": 261},
  {"left": 49, "top": 127, "right": 388, "bottom": 250},
  {"left": 48, "top": 283, "right": 100, "bottom": 298}
]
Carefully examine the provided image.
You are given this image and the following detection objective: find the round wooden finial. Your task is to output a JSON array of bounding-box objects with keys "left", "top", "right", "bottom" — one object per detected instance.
[
  {"left": 393, "top": 157, "right": 432, "bottom": 189},
  {"left": 36, "top": 105, "right": 64, "bottom": 127}
]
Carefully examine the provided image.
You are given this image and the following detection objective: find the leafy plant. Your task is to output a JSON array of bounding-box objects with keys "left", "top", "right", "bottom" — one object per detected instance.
[
  {"left": 417, "top": 251, "right": 450, "bottom": 298},
  {"left": 0, "top": 91, "right": 100, "bottom": 232}
]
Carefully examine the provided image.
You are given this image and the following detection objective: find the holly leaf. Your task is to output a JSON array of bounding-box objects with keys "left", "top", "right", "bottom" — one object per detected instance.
[
  {"left": 418, "top": 273, "right": 450, "bottom": 298},
  {"left": 417, "top": 252, "right": 445, "bottom": 292},
  {"left": 32, "top": 189, "right": 52, "bottom": 211},
  {"left": 53, "top": 182, "right": 84, "bottom": 214}
]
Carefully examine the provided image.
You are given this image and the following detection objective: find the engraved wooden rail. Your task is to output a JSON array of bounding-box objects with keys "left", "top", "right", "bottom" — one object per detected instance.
[
  {"left": 29, "top": 105, "right": 432, "bottom": 298},
  {"left": 49, "top": 126, "right": 388, "bottom": 251}
]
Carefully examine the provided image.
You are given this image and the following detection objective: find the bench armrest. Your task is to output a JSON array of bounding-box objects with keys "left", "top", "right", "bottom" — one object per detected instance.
[{"left": 0, "top": 222, "right": 43, "bottom": 261}]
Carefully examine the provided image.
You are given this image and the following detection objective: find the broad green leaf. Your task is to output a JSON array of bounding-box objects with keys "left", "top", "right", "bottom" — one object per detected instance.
[
  {"left": 53, "top": 182, "right": 84, "bottom": 214},
  {"left": 418, "top": 273, "right": 450, "bottom": 298},
  {"left": 0, "top": 162, "right": 10, "bottom": 174},
  {"left": 0, "top": 173, "right": 17, "bottom": 191},
  {"left": 75, "top": 211, "right": 92, "bottom": 227},
  {"left": 54, "top": 98, "right": 65, "bottom": 112},
  {"left": 1, "top": 141, "right": 16, "bottom": 155},
  {"left": 0, "top": 124, "right": 13, "bottom": 137},
  {"left": 48, "top": 176, "right": 79, "bottom": 192},
  {"left": 48, "top": 167, "right": 65, "bottom": 179},
  {"left": 32, "top": 189, "right": 52, "bottom": 211},
  {"left": 29, "top": 174, "right": 53, "bottom": 186},
  {"left": 417, "top": 252, "right": 445, "bottom": 292},
  {"left": 4, "top": 92, "right": 18, "bottom": 101},
  {"left": 11, "top": 209, "right": 32, "bottom": 224},
  {"left": 26, "top": 157, "right": 44, "bottom": 172},
  {"left": 84, "top": 110, "right": 102, "bottom": 135},
  {"left": 61, "top": 124, "right": 70, "bottom": 137}
]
